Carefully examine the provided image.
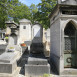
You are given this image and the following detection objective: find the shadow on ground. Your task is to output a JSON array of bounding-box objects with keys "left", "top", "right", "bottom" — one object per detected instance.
[{"left": 17, "top": 50, "right": 29, "bottom": 76}]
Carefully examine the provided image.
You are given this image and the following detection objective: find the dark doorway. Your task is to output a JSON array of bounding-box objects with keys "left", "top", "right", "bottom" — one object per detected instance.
[{"left": 64, "top": 22, "right": 77, "bottom": 68}]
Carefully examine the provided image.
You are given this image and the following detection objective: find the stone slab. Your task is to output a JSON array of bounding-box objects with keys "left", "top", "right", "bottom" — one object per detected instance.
[
  {"left": 0, "top": 51, "right": 20, "bottom": 74},
  {"left": 0, "top": 51, "right": 20, "bottom": 63},
  {"left": 28, "top": 57, "right": 48, "bottom": 65},
  {"left": 6, "top": 45, "right": 22, "bottom": 52},
  {"left": 0, "top": 59, "right": 17, "bottom": 73},
  {"left": 0, "top": 67, "right": 20, "bottom": 77},
  {"left": 25, "top": 64, "right": 50, "bottom": 77},
  {"left": 61, "top": 69, "right": 77, "bottom": 75}
]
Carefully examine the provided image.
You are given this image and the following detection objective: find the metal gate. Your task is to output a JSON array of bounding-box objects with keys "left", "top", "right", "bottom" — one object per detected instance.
[{"left": 64, "top": 22, "right": 77, "bottom": 68}]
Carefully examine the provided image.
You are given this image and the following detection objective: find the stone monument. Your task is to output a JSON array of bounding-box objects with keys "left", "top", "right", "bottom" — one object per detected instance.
[
  {"left": 31, "top": 22, "right": 43, "bottom": 53},
  {"left": 25, "top": 22, "right": 50, "bottom": 77},
  {"left": 49, "top": 0, "right": 77, "bottom": 75},
  {"left": 19, "top": 19, "right": 32, "bottom": 44},
  {"left": 0, "top": 21, "right": 21, "bottom": 77}
]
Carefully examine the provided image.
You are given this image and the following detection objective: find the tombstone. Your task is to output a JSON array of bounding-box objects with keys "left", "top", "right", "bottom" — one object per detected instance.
[
  {"left": 19, "top": 19, "right": 32, "bottom": 43},
  {"left": 25, "top": 22, "right": 50, "bottom": 77},
  {"left": 31, "top": 22, "right": 43, "bottom": 53},
  {"left": 8, "top": 33, "right": 17, "bottom": 45},
  {"left": 49, "top": 0, "right": 77, "bottom": 75},
  {"left": 5, "top": 20, "right": 19, "bottom": 45},
  {"left": 32, "top": 22, "right": 43, "bottom": 43}
]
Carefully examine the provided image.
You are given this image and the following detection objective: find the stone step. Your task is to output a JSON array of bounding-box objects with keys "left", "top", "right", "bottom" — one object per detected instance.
[
  {"left": 61, "top": 69, "right": 77, "bottom": 75},
  {"left": 0, "top": 67, "right": 20, "bottom": 77},
  {"left": 25, "top": 64, "right": 50, "bottom": 77},
  {"left": 28, "top": 57, "right": 48, "bottom": 65}
]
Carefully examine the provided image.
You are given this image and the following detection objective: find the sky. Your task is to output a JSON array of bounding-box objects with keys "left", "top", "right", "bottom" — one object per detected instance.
[{"left": 19, "top": 0, "right": 41, "bottom": 6}]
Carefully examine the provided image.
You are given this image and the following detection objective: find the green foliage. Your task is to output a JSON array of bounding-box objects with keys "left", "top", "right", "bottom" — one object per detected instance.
[
  {"left": 29, "top": 4, "right": 38, "bottom": 23},
  {"left": 0, "top": 0, "right": 57, "bottom": 29},
  {"left": 43, "top": 73, "right": 49, "bottom": 77},
  {"left": 7, "top": 1, "right": 31, "bottom": 23},
  {"left": 34, "top": 0, "right": 57, "bottom": 29},
  {"left": 0, "top": 0, "right": 8, "bottom": 29},
  {"left": 0, "top": 0, "right": 31, "bottom": 28}
]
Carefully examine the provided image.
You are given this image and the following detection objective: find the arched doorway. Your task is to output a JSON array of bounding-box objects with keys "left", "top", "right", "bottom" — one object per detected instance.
[{"left": 64, "top": 21, "right": 77, "bottom": 68}]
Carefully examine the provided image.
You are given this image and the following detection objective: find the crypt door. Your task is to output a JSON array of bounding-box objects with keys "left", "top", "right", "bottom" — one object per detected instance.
[{"left": 64, "top": 22, "right": 77, "bottom": 68}]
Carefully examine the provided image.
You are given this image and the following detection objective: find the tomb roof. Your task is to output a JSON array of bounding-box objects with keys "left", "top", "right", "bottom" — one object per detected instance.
[
  {"left": 49, "top": 0, "right": 77, "bottom": 18},
  {"left": 19, "top": 19, "right": 31, "bottom": 23},
  {"left": 5, "top": 21, "right": 18, "bottom": 26},
  {"left": 33, "top": 21, "right": 42, "bottom": 26}
]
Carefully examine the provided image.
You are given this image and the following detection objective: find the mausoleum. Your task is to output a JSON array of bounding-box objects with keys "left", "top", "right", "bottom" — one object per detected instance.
[
  {"left": 19, "top": 19, "right": 32, "bottom": 43},
  {"left": 49, "top": 0, "right": 77, "bottom": 75}
]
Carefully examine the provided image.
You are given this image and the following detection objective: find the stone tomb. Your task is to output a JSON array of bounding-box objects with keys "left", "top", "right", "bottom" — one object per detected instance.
[
  {"left": 49, "top": 0, "right": 77, "bottom": 75},
  {"left": 0, "top": 21, "right": 21, "bottom": 76},
  {"left": 25, "top": 54, "right": 50, "bottom": 77},
  {"left": 0, "top": 45, "right": 21, "bottom": 77},
  {"left": 25, "top": 22, "right": 50, "bottom": 77},
  {"left": 0, "top": 51, "right": 19, "bottom": 74},
  {"left": 19, "top": 19, "right": 32, "bottom": 43},
  {"left": 31, "top": 22, "right": 43, "bottom": 53}
]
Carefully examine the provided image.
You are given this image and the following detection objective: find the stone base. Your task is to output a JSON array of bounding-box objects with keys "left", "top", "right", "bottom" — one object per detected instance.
[
  {"left": 0, "top": 67, "right": 20, "bottom": 77},
  {"left": 0, "top": 51, "right": 20, "bottom": 74},
  {"left": 28, "top": 57, "right": 48, "bottom": 65},
  {"left": 61, "top": 68, "right": 77, "bottom": 75},
  {"left": 25, "top": 64, "right": 50, "bottom": 77},
  {"left": 0, "top": 61, "right": 17, "bottom": 73}
]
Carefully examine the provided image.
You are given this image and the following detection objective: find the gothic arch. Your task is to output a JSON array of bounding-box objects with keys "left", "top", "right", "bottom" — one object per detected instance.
[{"left": 63, "top": 19, "right": 77, "bottom": 31}]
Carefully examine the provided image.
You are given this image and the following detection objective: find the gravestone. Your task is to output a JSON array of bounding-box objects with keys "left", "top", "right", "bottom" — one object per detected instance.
[
  {"left": 49, "top": 0, "right": 77, "bottom": 75},
  {"left": 25, "top": 22, "right": 50, "bottom": 77},
  {"left": 31, "top": 22, "right": 43, "bottom": 53},
  {"left": 8, "top": 33, "right": 17, "bottom": 45}
]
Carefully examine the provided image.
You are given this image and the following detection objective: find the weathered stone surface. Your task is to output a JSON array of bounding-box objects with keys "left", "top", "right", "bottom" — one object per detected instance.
[
  {"left": 19, "top": 19, "right": 32, "bottom": 43},
  {"left": 32, "top": 23, "right": 43, "bottom": 43},
  {"left": 25, "top": 64, "right": 50, "bottom": 77},
  {"left": 30, "top": 43, "right": 44, "bottom": 53},
  {"left": 0, "top": 45, "right": 7, "bottom": 55},
  {"left": 0, "top": 61, "right": 17, "bottom": 73},
  {"left": 28, "top": 57, "right": 48, "bottom": 65},
  {"left": 50, "top": 0, "right": 77, "bottom": 75},
  {"left": 0, "top": 51, "right": 20, "bottom": 74},
  {"left": 0, "top": 67, "right": 20, "bottom": 77},
  {"left": 0, "top": 51, "right": 19, "bottom": 63},
  {"left": 25, "top": 53, "right": 50, "bottom": 77}
]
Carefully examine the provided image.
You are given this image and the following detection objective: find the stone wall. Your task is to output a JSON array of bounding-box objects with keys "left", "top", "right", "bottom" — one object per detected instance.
[
  {"left": 50, "top": 18, "right": 60, "bottom": 73},
  {"left": 19, "top": 22, "right": 32, "bottom": 43}
]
